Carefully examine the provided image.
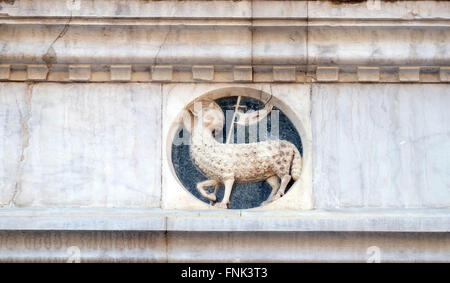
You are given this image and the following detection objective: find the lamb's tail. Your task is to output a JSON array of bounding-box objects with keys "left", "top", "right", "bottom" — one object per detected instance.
[{"left": 290, "top": 147, "right": 302, "bottom": 181}]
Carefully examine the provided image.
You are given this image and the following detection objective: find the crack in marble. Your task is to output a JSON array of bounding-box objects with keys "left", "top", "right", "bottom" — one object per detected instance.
[
  {"left": 8, "top": 83, "right": 33, "bottom": 207},
  {"left": 42, "top": 13, "right": 73, "bottom": 78},
  {"left": 153, "top": 27, "right": 172, "bottom": 66},
  {"left": 153, "top": 2, "right": 180, "bottom": 66}
]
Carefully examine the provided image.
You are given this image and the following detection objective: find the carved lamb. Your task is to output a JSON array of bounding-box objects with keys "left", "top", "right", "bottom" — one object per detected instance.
[{"left": 181, "top": 99, "right": 302, "bottom": 209}]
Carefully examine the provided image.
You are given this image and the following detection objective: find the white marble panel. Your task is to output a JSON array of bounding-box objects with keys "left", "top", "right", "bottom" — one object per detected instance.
[
  {"left": 0, "top": 83, "right": 29, "bottom": 206},
  {"left": 13, "top": 83, "right": 161, "bottom": 207},
  {"left": 312, "top": 84, "right": 450, "bottom": 209}
]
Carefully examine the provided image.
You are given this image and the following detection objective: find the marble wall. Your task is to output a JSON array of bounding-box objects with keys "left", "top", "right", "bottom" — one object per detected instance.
[
  {"left": 312, "top": 84, "right": 449, "bottom": 209},
  {"left": 0, "top": 83, "right": 161, "bottom": 207},
  {"left": 0, "top": 0, "right": 448, "bottom": 263},
  {"left": 0, "top": 82, "right": 448, "bottom": 210}
]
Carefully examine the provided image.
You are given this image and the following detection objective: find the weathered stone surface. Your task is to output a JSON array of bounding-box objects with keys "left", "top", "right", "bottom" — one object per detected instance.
[
  {"left": 1, "top": 1, "right": 448, "bottom": 68},
  {"left": 0, "top": 83, "right": 29, "bottom": 206},
  {"left": 0, "top": 0, "right": 448, "bottom": 263},
  {"left": 0, "top": 230, "right": 447, "bottom": 262},
  {"left": 162, "top": 84, "right": 313, "bottom": 210},
  {"left": 0, "top": 208, "right": 448, "bottom": 233},
  {"left": 252, "top": 26, "right": 307, "bottom": 65},
  {"left": 399, "top": 67, "right": 420, "bottom": 82},
  {"left": 0, "top": 0, "right": 253, "bottom": 18},
  {"left": 151, "top": 65, "right": 173, "bottom": 82},
  {"left": 308, "top": 25, "right": 450, "bottom": 66},
  {"left": 27, "top": 65, "right": 48, "bottom": 81},
  {"left": 167, "top": 231, "right": 450, "bottom": 263},
  {"left": 308, "top": 1, "right": 450, "bottom": 19},
  {"left": 312, "top": 84, "right": 450, "bottom": 209},
  {"left": 110, "top": 65, "right": 132, "bottom": 81},
  {"left": 68, "top": 65, "right": 91, "bottom": 81},
  {"left": 233, "top": 66, "right": 252, "bottom": 82},
  {"left": 316, "top": 67, "right": 339, "bottom": 82},
  {"left": 357, "top": 67, "right": 380, "bottom": 82},
  {"left": 0, "top": 24, "right": 253, "bottom": 66},
  {"left": 273, "top": 66, "right": 296, "bottom": 82},
  {"left": 192, "top": 65, "right": 214, "bottom": 81},
  {"left": 0, "top": 65, "right": 11, "bottom": 80},
  {"left": 12, "top": 83, "right": 162, "bottom": 207},
  {"left": 0, "top": 231, "right": 167, "bottom": 263}
]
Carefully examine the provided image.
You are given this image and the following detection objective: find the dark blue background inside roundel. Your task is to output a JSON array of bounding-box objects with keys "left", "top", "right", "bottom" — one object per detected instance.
[{"left": 171, "top": 96, "right": 302, "bottom": 209}]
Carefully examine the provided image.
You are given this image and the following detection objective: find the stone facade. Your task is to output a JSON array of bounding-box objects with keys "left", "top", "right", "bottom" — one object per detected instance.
[{"left": 0, "top": 0, "right": 448, "bottom": 262}]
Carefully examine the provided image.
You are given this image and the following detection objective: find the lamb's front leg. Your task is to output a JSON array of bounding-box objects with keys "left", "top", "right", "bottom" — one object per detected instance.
[{"left": 214, "top": 178, "right": 234, "bottom": 209}]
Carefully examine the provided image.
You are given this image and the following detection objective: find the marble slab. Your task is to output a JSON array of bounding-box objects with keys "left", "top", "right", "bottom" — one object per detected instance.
[
  {"left": 312, "top": 84, "right": 450, "bottom": 209},
  {"left": 10, "top": 83, "right": 162, "bottom": 207}
]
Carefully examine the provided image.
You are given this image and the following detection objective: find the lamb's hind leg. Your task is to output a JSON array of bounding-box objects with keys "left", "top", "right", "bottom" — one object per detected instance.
[
  {"left": 196, "top": 180, "right": 218, "bottom": 202},
  {"left": 261, "top": 176, "right": 280, "bottom": 206},
  {"left": 272, "top": 175, "right": 291, "bottom": 201}
]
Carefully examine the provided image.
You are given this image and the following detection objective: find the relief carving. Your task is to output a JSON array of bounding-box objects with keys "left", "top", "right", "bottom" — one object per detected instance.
[{"left": 181, "top": 97, "right": 302, "bottom": 209}]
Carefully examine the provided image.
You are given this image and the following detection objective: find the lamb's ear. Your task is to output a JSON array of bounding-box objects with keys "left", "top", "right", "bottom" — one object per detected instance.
[
  {"left": 180, "top": 109, "right": 194, "bottom": 132},
  {"left": 189, "top": 100, "right": 205, "bottom": 117}
]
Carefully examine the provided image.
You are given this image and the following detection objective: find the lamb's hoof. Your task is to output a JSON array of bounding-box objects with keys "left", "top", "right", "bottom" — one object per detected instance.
[
  {"left": 214, "top": 202, "right": 228, "bottom": 209},
  {"left": 271, "top": 193, "right": 283, "bottom": 202},
  {"left": 206, "top": 193, "right": 217, "bottom": 202}
]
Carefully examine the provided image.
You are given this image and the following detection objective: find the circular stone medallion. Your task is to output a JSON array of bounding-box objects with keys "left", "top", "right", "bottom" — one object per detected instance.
[{"left": 171, "top": 94, "right": 302, "bottom": 209}]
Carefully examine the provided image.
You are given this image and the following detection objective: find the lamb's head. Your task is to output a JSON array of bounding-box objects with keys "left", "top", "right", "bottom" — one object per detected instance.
[{"left": 181, "top": 99, "right": 224, "bottom": 133}]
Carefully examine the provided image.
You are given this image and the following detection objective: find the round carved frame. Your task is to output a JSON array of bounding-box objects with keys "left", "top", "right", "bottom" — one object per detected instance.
[{"left": 164, "top": 85, "right": 313, "bottom": 210}]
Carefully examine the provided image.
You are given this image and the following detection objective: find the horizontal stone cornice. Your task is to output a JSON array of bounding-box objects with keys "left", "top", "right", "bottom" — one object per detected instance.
[
  {"left": 1, "top": 1, "right": 449, "bottom": 20},
  {"left": 0, "top": 64, "right": 449, "bottom": 83},
  {"left": 0, "top": 1, "right": 448, "bottom": 78},
  {"left": 0, "top": 208, "right": 448, "bottom": 232}
]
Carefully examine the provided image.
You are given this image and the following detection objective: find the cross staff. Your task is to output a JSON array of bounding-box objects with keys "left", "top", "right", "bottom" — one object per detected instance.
[{"left": 225, "top": 96, "right": 247, "bottom": 144}]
